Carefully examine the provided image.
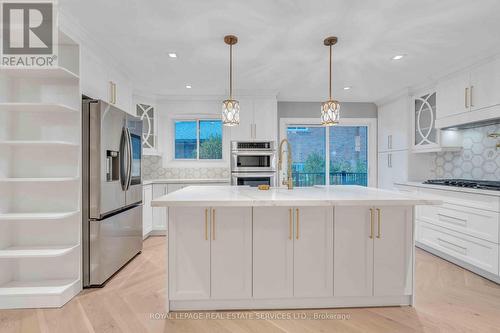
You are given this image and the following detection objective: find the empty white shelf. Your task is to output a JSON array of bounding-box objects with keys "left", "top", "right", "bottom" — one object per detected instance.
[
  {"left": 0, "top": 245, "right": 78, "bottom": 259},
  {"left": 0, "top": 177, "right": 79, "bottom": 183},
  {"left": 0, "top": 279, "right": 79, "bottom": 296},
  {"left": 0, "top": 140, "right": 79, "bottom": 147},
  {"left": 0, "top": 66, "right": 79, "bottom": 80},
  {"left": 0, "top": 103, "right": 79, "bottom": 113},
  {"left": 0, "top": 211, "right": 79, "bottom": 221}
]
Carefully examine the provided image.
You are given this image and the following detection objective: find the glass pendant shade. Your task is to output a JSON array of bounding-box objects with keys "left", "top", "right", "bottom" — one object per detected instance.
[
  {"left": 321, "top": 99, "right": 340, "bottom": 126},
  {"left": 222, "top": 99, "right": 240, "bottom": 126}
]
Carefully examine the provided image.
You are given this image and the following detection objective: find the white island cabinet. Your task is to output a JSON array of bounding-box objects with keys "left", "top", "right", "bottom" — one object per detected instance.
[{"left": 152, "top": 185, "right": 439, "bottom": 311}]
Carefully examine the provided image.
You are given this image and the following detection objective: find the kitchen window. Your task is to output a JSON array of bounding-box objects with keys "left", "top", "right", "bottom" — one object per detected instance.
[
  {"left": 281, "top": 118, "right": 376, "bottom": 187},
  {"left": 174, "top": 119, "right": 223, "bottom": 160}
]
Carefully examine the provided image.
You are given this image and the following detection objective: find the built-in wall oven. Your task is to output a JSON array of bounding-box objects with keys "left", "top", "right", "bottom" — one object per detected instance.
[{"left": 230, "top": 141, "right": 276, "bottom": 187}]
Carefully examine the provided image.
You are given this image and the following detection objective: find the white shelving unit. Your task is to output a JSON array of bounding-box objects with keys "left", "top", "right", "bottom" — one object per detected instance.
[{"left": 0, "top": 30, "right": 82, "bottom": 309}]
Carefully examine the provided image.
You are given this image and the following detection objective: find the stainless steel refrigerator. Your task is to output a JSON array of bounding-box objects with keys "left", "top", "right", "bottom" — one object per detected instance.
[{"left": 82, "top": 98, "right": 143, "bottom": 287}]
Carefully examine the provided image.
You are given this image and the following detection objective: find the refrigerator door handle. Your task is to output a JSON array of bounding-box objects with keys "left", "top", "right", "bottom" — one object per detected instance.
[
  {"left": 119, "top": 127, "right": 129, "bottom": 191},
  {"left": 126, "top": 128, "right": 133, "bottom": 191}
]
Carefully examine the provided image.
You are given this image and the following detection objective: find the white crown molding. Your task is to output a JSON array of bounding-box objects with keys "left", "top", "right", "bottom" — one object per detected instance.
[{"left": 58, "top": 10, "right": 135, "bottom": 81}]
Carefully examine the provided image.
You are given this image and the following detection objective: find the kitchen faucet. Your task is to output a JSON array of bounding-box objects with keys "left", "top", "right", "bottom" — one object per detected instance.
[
  {"left": 278, "top": 139, "right": 293, "bottom": 190},
  {"left": 487, "top": 133, "right": 500, "bottom": 149}
]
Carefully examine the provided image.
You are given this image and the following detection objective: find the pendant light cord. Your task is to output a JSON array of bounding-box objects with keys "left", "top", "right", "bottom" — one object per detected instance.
[
  {"left": 229, "top": 44, "right": 233, "bottom": 99},
  {"left": 329, "top": 45, "right": 332, "bottom": 100}
]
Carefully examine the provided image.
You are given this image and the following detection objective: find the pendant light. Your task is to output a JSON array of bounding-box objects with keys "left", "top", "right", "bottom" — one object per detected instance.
[
  {"left": 321, "top": 36, "right": 340, "bottom": 126},
  {"left": 222, "top": 35, "right": 239, "bottom": 126}
]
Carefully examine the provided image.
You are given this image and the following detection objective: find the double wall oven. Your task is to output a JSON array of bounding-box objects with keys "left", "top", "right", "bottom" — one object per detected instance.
[{"left": 231, "top": 141, "right": 277, "bottom": 187}]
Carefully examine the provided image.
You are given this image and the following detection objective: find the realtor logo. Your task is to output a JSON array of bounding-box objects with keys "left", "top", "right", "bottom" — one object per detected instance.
[{"left": 1, "top": 0, "right": 58, "bottom": 67}]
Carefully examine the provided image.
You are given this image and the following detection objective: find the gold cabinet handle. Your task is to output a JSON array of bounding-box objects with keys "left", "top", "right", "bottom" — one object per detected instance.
[
  {"left": 470, "top": 85, "right": 474, "bottom": 107},
  {"left": 369, "top": 208, "right": 374, "bottom": 239},
  {"left": 212, "top": 208, "right": 216, "bottom": 240},
  {"left": 376, "top": 208, "right": 381, "bottom": 238},
  {"left": 465, "top": 87, "right": 469, "bottom": 108},
  {"left": 295, "top": 208, "right": 299, "bottom": 240},
  {"left": 205, "top": 208, "right": 208, "bottom": 240},
  {"left": 289, "top": 208, "right": 293, "bottom": 240}
]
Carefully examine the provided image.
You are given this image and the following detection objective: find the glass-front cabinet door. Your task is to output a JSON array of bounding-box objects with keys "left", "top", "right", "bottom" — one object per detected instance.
[{"left": 413, "top": 91, "right": 438, "bottom": 150}]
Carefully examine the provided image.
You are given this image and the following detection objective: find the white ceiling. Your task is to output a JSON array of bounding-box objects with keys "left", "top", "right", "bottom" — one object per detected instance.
[{"left": 61, "top": 0, "right": 500, "bottom": 103}]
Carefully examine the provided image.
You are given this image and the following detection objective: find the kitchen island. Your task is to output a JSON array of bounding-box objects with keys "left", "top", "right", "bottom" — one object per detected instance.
[{"left": 152, "top": 185, "right": 440, "bottom": 312}]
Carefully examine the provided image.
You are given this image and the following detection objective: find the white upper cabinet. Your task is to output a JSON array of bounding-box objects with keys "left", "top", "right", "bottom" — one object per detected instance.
[
  {"left": 80, "top": 48, "right": 133, "bottom": 115},
  {"left": 230, "top": 97, "right": 277, "bottom": 142},
  {"left": 135, "top": 102, "right": 158, "bottom": 155},
  {"left": 436, "top": 72, "right": 470, "bottom": 119},
  {"left": 377, "top": 96, "right": 410, "bottom": 153},
  {"left": 436, "top": 57, "right": 500, "bottom": 128},
  {"left": 253, "top": 98, "right": 278, "bottom": 142},
  {"left": 469, "top": 58, "right": 500, "bottom": 111},
  {"left": 229, "top": 98, "right": 253, "bottom": 142}
]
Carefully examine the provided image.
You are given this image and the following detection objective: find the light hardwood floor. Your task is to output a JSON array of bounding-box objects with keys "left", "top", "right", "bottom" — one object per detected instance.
[{"left": 1, "top": 236, "right": 500, "bottom": 333}]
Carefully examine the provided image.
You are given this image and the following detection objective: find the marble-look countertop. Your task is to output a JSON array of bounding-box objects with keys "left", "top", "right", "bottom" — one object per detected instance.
[
  {"left": 152, "top": 185, "right": 441, "bottom": 207},
  {"left": 395, "top": 181, "right": 500, "bottom": 197},
  {"left": 143, "top": 178, "right": 230, "bottom": 186}
]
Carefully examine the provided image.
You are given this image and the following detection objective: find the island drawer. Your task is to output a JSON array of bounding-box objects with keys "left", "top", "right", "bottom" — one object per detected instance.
[
  {"left": 418, "top": 221, "right": 499, "bottom": 275},
  {"left": 418, "top": 204, "right": 499, "bottom": 243},
  {"left": 416, "top": 187, "right": 500, "bottom": 212}
]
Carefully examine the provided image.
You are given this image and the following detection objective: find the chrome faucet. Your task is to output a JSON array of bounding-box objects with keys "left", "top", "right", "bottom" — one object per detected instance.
[{"left": 278, "top": 139, "right": 293, "bottom": 190}]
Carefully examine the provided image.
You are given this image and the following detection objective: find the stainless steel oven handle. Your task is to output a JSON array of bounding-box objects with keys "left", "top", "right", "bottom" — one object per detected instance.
[{"left": 126, "top": 128, "right": 132, "bottom": 191}]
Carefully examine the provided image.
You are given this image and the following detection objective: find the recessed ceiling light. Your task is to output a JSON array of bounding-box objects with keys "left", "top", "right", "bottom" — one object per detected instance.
[
  {"left": 168, "top": 53, "right": 177, "bottom": 58},
  {"left": 391, "top": 54, "right": 405, "bottom": 60},
  {"left": 343, "top": 86, "right": 352, "bottom": 90},
  {"left": 185, "top": 85, "right": 192, "bottom": 89}
]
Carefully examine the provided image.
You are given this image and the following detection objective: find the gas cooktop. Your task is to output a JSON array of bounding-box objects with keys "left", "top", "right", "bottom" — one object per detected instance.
[{"left": 423, "top": 179, "right": 500, "bottom": 191}]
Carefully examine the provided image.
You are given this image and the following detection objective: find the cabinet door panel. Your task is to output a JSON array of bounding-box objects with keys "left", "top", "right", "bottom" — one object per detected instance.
[
  {"left": 142, "top": 185, "right": 153, "bottom": 238},
  {"left": 294, "top": 207, "right": 333, "bottom": 297},
  {"left": 152, "top": 184, "right": 168, "bottom": 230},
  {"left": 211, "top": 207, "right": 252, "bottom": 299},
  {"left": 334, "top": 207, "right": 374, "bottom": 297},
  {"left": 253, "top": 99, "right": 277, "bottom": 142},
  {"left": 253, "top": 207, "right": 293, "bottom": 298},
  {"left": 470, "top": 59, "right": 500, "bottom": 111},
  {"left": 437, "top": 72, "right": 470, "bottom": 119},
  {"left": 169, "top": 207, "right": 210, "bottom": 300},
  {"left": 373, "top": 206, "right": 413, "bottom": 296},
  {"left": 229, "top": 99, "right": 253, "bottom": 141}
]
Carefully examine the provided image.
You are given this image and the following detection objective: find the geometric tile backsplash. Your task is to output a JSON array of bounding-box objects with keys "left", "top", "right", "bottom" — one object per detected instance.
[
  {"left": 143, "top": 155, "right": 230, "bottom": 180},
  {"left": 431, "top": 123, "right": 500, "bottom": 180}
]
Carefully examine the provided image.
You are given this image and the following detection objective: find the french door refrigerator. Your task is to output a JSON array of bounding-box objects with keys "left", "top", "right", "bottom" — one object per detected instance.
[{"left": 82, "top": 98, "right": 143, "bottom": 287}]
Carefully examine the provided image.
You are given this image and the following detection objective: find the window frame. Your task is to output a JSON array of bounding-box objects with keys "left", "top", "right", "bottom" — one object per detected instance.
[
  {"left": 279, "top": 117, "right": 377, "bottom": 187},
  {"left": 172, "top": 118, "right": 223, "bottom": 161}
]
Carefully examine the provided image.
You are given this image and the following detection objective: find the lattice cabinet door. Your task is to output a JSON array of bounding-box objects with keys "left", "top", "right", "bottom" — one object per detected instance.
[
  {"left": 413, "top": 91, "right": 439, "bottom": 150},
  {"left": 136, "top": 103, "right": 158, "bottom": 154}
]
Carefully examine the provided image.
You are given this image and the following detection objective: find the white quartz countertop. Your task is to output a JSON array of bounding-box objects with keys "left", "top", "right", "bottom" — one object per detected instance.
[
  {"left": 151, "top": 185, "right": 441, "bottom": 207},
  {"left": 143, "top": 178, "right": 230, "bottom": 185},
  {"left": 395, "top": 181, "right": 500, "bottom": 197}
]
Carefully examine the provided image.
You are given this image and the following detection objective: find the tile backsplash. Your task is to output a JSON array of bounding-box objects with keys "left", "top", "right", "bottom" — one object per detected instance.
[
  {"left": 431, "top": 123, "right": 500, "bottom": 180},
  {"left": 143, "top": 155, "right": 230, "bottom": 180}
]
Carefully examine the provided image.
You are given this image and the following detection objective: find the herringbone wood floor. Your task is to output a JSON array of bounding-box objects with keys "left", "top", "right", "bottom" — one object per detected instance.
[{"left": 1, "top": 236, "right": 500, "bottom": 333}]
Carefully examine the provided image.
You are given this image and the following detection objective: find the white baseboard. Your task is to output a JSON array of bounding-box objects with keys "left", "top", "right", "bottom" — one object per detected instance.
[
  {"left": 170, "top": 295, "right": 412, "bottom": 311},
  {"left": 416, "top": 242, "right": 500, "bottom": 284}
]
